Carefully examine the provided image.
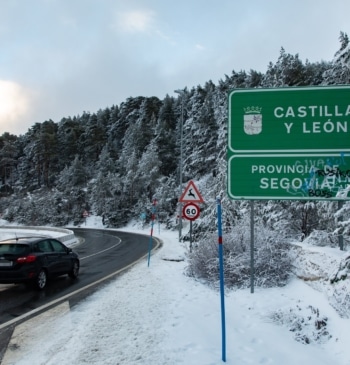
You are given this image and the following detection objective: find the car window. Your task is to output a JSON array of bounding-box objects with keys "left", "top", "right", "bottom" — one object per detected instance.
[
  {"left": 37, "top": 240, "right": 54, "bottom": 253},
  {"left": 32, "top": 243, "right": 40, "bottom": 252},
  {"left": 0, "top": 244, "right": 29, "bottom": 255},
  {"left": 50, "top": 239, "right": 67, "bottom": 253}
]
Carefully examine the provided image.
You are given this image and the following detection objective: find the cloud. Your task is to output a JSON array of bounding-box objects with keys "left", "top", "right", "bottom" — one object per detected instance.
[
  {"left": 0, "top": 0, "right": 349, "bottom": 137},
  {"left": 195, "top": 44, "right": 206, "bottom": 51},
  {"left": 0, "top": 80, "right": 35, "bottom": 135},
  {"left": 113, "top": 9, "right": 156, "bottom": 34}
]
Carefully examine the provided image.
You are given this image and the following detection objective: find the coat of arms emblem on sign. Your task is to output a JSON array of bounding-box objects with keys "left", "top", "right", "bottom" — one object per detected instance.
[{"left": 243, "top": 106, "right": 262, "bottom": 135}]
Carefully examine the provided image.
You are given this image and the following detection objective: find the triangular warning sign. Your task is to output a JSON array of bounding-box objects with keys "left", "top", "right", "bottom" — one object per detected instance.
[{"left": 179, "top": 180, "right": 204, "bottom": 203}]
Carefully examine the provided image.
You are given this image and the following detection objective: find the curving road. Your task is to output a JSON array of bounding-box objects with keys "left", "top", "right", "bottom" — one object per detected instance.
[{"left": 0, "top": 228, "right": 159, "bottom": 328}]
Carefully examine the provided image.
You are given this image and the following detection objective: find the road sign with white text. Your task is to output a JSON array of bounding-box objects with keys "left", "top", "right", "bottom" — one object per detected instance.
[
  {"left": 228, "top": 86, "right": 350, "bottom": 153},
  {"left": 228, "top": 154, "right": 350, "bottom": 200},
  {"left": 227, "top": 86, "right": 350, "bottom": 200}
]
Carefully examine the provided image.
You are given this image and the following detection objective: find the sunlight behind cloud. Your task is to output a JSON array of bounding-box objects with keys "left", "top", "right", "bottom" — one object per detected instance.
[
  {"left": 0, "top": 80, "right": 31, "bottom": 135},
  {"left": 114, "top": 10, "right": 155, "bottom": 33}
]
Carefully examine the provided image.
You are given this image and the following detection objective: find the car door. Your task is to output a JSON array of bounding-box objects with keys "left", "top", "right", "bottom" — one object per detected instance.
[
  {"left": 36, "top": 239, "right": 60, "bottom": 275},
  {"left": 49, "top": 239, "right": 71, "bottom": 275}
]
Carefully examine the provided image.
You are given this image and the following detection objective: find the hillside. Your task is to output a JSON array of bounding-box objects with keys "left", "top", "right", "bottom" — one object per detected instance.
[
  {"left": 1, "top": 219, "right": 350, "bottom": 365},
  {"left": 0, "top": 33, "right": 350, "bottom": 301}
]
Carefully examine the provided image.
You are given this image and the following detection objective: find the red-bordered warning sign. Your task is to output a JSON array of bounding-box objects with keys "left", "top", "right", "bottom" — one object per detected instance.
[
  {"left": 179, "top": 180, "right": 204, "bottom": 203},
  {"left": 182, "top": 203, "right": 200, "bottom": 221}
]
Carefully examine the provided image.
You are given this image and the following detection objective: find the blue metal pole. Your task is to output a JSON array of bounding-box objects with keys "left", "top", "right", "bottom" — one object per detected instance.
[{"left": 217, "top": 197, "right": 226, "bottom": 362}]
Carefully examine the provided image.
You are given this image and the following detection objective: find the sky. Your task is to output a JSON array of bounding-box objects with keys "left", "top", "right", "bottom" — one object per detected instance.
[
  {"left": 0, "top": 217, "right": 350, "bottom": 364},
  {"left": 0, "top": 0, "right": 349, "bottom": 136}
]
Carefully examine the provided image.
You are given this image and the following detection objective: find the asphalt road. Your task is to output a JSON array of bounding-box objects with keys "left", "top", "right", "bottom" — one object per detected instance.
[{"left": 0, "top": 228, "right": 159, "bottom": 358}]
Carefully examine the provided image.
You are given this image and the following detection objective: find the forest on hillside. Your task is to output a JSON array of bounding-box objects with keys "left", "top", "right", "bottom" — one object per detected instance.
[{"left": 1, "top": 32, "right": 350, "bottom": 264}]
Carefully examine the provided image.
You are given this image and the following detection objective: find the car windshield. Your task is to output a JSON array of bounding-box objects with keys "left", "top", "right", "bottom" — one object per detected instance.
[{"left": 0, "top": 244, "right": 30, "bottom": 255}]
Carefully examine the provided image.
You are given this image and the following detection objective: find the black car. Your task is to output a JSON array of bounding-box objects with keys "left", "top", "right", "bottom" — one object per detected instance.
[{"left": 0, "top": 236, "right": 80, "bottom": 290}]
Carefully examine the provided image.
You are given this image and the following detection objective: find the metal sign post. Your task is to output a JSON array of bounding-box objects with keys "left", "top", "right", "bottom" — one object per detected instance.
[
  {"left": 250, "top": 200, "right": 255, "bottom": 293},
  {"left": 183, "top": 203, "right": 200, "bottom": 252},
  {"left": 216, "top": 197, "right": 226, "bottom": 362},
  {"left": 180, "top": 182, "right": 204, "bottom": 251}
]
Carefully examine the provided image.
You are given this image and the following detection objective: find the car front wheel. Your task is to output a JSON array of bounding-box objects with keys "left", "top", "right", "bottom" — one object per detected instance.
[
  {"left": 35, "top": 269, "right": 47, "bottom": 290},
  {"left": 68, "top": 260, "right": 79, "bottom": 279}
]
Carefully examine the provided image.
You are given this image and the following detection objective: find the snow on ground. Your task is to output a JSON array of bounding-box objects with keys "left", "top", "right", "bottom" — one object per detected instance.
[
  {"left": 1, "top": 217, "right": 350, "bottom": 365},
  {"left": 0, "top": 228, "right": 67, "bottom": 240}
]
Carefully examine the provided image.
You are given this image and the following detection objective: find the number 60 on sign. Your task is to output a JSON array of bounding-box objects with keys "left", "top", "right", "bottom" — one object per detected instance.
[{"left": 182, "top": 203, "right": 200, "bottom": 221}]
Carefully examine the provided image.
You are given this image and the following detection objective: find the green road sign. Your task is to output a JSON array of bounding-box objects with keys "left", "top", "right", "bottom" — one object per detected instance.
[
  {"left": 227, "top": 86, "right": 350, "bottom": 200},
  {"left": 228, "top": 154, "right": 350, "bottom": 200},
  {"left": 228, "top": 86, "right": 350, "bottom": 153}
]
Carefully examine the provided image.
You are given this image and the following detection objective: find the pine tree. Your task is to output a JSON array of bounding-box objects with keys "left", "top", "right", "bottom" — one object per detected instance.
[
  {"left": 57, "top": 116, "right": 84, "bottom": 169},
  {"left": 136, "top": 139, "right": 161, "bottom": 200},
  {"left": 323, "top": 32, "right": 350, "bottom": 84},
  {"left": 95, "top": 145, "right": 116, "bottom": 175},
  {"left": 182, "top": 83, "right": 218, "bottom": 179},
  {"left": 262, "top": 48, "right": 306, "bottom": 87},
  {"left": 58, "top": 155, "right": 87, "bottom": 189},
  {"left": 154, "top": 95, "right": 177, "bottom": 176},
  {"left": 0, "top": 133, "right": 18, "bottom": 188}
]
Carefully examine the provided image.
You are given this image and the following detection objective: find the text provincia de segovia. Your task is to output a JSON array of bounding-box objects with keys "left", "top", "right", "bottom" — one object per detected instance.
[
  {"left": 251, "top": 162, "right": 349, "bottom": 191},
  {"left": 249, "top": 155, "right": 349, "bottom": 192}
]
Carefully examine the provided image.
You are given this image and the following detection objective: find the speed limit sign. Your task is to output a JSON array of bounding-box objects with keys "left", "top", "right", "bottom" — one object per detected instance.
[{"left": 182, "top": 203, "right": 200, "bottom": 221}]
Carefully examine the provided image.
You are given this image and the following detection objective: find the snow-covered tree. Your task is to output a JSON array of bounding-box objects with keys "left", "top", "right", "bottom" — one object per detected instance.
[
  {"left": 323, "top": 32, "right": 350, "bottom": 84},
  {"left": 136, "top": 139, "right": 161, "bottom": 200}
]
